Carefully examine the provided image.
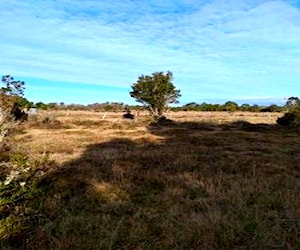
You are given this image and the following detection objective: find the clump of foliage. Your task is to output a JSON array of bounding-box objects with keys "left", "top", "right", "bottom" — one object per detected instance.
[
  {"left": 0, "top": 75, "right": 28, "bottom": 122},
  {"left": 223, "top": 101, "right": 239, "bottom": 112},
  {"left": 150, "top": 115, "right": 176, "bottom": 126},
  {"left": 277, "top": 111, "right": 300, "bottom": 126},
  {"left": 1, "top": 76, "right": 27, "bottom": 145},
  {"left": 277, "top": 97, "right": 300, "bottom": 126},
  {"left": 123, "top": 108, "right": 135, "bottom": 120},
  {"left": 130, "top": 71, "right": 181, "bottom": 117}
]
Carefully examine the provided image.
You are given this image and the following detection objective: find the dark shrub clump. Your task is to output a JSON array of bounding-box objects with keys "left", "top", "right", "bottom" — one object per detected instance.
[{"left": 277, "top": 110, "right": 300, "bottom": 127}]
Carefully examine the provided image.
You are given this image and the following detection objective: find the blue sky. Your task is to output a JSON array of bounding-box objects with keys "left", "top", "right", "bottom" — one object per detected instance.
[{"left": 1, "top": 0, "right": 300, "bottom": 105}]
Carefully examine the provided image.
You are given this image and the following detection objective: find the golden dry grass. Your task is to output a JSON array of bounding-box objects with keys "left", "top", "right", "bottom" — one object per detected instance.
[
  {"left": 17, "top": 110, "right": 282, "bottom": 164},
  {"left": 2, "top": 110, "right": 300, "bottom": 249}
]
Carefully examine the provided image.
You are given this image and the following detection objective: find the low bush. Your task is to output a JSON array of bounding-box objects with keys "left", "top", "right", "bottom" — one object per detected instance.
[
  {"left": 151, "top": 116, "right": 176, "bottom": 126},
  {"left": 277, "top": 109, "right": 300, "bottom": 127},
  {"left": 0, "top": 150, "right": 53, "bottom": 246}
]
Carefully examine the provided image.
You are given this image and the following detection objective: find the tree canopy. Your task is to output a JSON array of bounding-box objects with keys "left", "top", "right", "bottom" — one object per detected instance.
[
  {"left": 130, "top": 71, "right": 181, "bottom": 117},
  {"left": 1, "top": 75, "right": 25, "bottom": 97}
]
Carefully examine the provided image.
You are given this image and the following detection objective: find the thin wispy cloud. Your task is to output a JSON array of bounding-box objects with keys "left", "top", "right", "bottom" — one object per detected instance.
[{"left": 0, "top": 0, "right": 299, "bottom": 104}]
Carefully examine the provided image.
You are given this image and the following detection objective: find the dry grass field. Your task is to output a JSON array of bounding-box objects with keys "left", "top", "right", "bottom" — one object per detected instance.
[
  {"left": 16, "top": 111, "right": 281, "bottom": 163},
  {"left": 2, "top": 111, "right": 300, "bottom": 249}
]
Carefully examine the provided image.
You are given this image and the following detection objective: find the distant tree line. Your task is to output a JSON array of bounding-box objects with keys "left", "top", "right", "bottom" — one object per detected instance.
[
  {"left": 170, "top": 101, "right": 284, "bottom": 112},
  {"left": 32, "top": 102, "right": 131, "bottom": 112},
  {"left": 0, "top": 74, "right": 289, "bottom": 116},
  {"left": 23, "top": 101, "right": 285, "bottom": 113}
]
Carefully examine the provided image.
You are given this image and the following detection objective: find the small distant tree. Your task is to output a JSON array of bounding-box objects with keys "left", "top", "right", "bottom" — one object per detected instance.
[
  {"left": 130, "top": 71, "right": 181, "bottom": 117},
  {"left": 35, "top": 102, "right": 48, "bottom": 110},
  {"left": 248, "top": 104, "right": 260, "bottom": 112},
  {"left": 223, "top": 101, "right": 239, "bottom": 112},
  {"left": 47, "top": 102, "right": 58, "bottom": 110},
  {"left": 182, "top": 102, "right": 200, "bottom": 111},
  {"left": 240, "top": 103, "right": 250, "bottom": 112}
]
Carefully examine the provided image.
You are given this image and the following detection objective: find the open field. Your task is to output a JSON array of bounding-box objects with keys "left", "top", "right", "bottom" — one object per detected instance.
[
  {"left": 2, "top": 111, "right": 300, "bottom": 249},
  {"left": 17, "top": 111, "right": 282, "bottom": 163}
]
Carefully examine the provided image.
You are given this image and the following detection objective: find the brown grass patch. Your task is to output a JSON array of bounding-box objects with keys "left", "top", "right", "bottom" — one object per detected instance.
[{"left": 2, "top": 111, "right": 299, "bottom": 249}]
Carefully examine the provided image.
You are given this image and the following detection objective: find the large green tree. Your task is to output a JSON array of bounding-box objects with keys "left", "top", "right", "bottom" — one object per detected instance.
[{"left": 130, "top": 71, "right": 181, "bottom": 117}]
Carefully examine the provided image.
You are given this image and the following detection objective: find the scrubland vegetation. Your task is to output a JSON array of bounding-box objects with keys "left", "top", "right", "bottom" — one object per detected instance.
[
  {"left": 1, "top": 110, "right": 300, "bottom": 249},
  {"left": 1, "top": 75, "right": 300, "bottom": 249}
]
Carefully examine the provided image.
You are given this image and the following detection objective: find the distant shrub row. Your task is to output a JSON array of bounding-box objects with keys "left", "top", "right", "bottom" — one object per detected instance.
[{"left": 23, "top": 101, "right": 285, "bottom": 113}]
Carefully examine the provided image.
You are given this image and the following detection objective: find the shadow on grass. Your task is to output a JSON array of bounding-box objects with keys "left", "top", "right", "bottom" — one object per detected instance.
[{"left": 3, "top": 120, "right": 300, "bottom": 249}]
